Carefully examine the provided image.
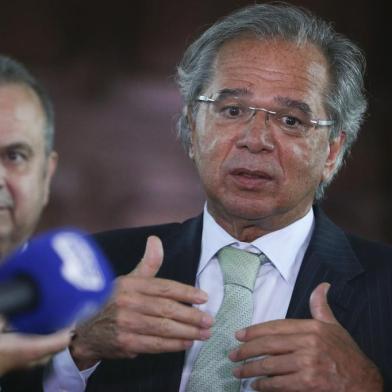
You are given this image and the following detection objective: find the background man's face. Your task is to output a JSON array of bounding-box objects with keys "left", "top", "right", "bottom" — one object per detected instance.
[
  {"left": 0, "top": 83, "right": 57, "bottom": 259},
  {"left": 189, "top": 38, "right": 344, "bottom": 235}
]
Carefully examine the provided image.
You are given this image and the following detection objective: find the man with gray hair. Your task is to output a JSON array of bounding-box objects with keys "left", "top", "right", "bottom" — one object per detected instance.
[{"left": 45, "top": 3, "right": 391, "bottom": 391}]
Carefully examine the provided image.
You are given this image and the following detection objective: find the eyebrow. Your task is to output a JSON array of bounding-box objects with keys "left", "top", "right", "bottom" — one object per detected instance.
[
  {"left": 275, "top": 96, "right": 312, "bottom": 114},
  {"left": 2, "top": 143, "right": 34, "bottom": 156},
  {"left": 214, "top": 88, "right": 252, "bottom": 100}
]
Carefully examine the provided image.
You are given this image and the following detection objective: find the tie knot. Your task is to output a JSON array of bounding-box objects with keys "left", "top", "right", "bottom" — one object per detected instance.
[{"left": 217, "top": 246, "right": 263, "bottom": 291}]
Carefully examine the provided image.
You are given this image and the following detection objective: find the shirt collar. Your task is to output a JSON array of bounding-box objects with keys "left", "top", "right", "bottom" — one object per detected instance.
[{"left": 199, "top": 204, "right": 314, "bottom": 283}]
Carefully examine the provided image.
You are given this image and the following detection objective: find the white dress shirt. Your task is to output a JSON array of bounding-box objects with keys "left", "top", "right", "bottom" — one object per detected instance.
[
  {"left": 44, "top": 206, "right": 314, "bottom": 392},
  {"left": 179, "top": 206, "right": 314, "bottom": 391}
]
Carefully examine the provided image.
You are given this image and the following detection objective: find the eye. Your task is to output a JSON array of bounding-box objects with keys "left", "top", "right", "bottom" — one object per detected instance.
[
  {"left": 217, "top": 103, "right": 247, "bottom": 120},
  {"left": 224, "top": 105, "right": 241, "bottom": 117},
  {"left": 5, "top": 149, "right": 28, "bottom": 164},
  {"left": 280, "top": 114, "right": 302, "bottom": 128},
  {"left": 273, "top": 109, "right": 313, "bottom": 135}
]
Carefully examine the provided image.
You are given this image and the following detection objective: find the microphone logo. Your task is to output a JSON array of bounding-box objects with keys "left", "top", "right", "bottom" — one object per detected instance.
[{"left": 52, "top": 232, "right": 106, "bottom": 291}]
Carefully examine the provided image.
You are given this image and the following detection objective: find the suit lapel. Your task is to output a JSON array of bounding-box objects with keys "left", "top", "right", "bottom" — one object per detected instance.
[
  {"left": 286, "top": 207, "right": 365, "bottom": 330},
  {"left": 157, "top": 214, "right": 203, "bottom": 285},
  {"left": 150, "top": 214, "right": 203, "bottom": 391}
]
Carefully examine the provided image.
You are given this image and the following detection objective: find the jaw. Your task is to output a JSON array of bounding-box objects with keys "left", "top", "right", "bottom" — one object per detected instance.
[{"left": 205, "top": 185, "right": 315, "bottom": 241}]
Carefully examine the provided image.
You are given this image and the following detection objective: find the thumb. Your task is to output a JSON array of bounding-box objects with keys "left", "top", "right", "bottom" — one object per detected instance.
[
  {"left": 131, "top": 235, "right": 164, "bottom": 278},
  {"left": 309, "top": 282, "right": 338, "bottom": 324}
]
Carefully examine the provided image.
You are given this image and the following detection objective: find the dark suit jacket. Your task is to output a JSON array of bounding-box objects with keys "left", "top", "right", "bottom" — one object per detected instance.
[
  {"left": 2, "top": 207, "right": 391, "bottom": 391},
  {"left": 84, "top": 207, "right": 392, "bottom": 391}
]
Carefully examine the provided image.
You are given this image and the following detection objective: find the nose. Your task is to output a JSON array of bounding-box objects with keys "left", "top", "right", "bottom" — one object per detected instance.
[{"left": 236, "top": 110, "right": 275, "bottom": 153}]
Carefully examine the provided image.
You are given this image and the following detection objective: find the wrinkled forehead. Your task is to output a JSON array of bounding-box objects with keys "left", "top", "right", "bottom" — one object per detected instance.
[{"left": 207, "top": 37, "right": 330, "bottom": 108}]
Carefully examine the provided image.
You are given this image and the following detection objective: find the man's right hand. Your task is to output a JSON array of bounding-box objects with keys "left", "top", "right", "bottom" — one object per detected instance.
[{"left": 70, "top": 235, "right": 213, "bottom": 370}]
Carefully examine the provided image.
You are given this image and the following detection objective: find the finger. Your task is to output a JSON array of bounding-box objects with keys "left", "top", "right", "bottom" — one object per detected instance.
[
  {"left": 131, "top": 236, "right": 164, "bottom": 278},
  {"left": 15, "top": 328, "right": 71, "bottom": 358},
  {"left": 235, "top": 319, "right": 314, "bottom": 342},
  {"left": 251, "top": 372, "right": 303, "bottom": 392},
  {"left": 233, "top": 352, "right": 300, "bottom": 379},
  {"left": 119, "top": 333, "right": 194, "bottom": 355},
  {"left": 230, "top": 334, "right": 305, "bottom": 362},
  {"left": 121, "top": 294, "right": 213, "bottom": 328},
  {"left": 310, "top": 282, "right": 338, "bottom": 324},
  {"left": 0, "top": 328, "right": 71, "bottom": 372},
  {"left": 117, "top": 275, "right": 208, "bottom": 305},
  {"left": 117, "top": 312, "right": 212, "bottom": 341}
]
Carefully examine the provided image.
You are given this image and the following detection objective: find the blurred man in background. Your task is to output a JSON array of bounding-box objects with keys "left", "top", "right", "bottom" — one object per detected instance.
[
  {"left": 0, "top": 56, "right": 57, "bottom": 259},
  {"left": 0, "top": 55, "right": 70, "bottom": 378}
]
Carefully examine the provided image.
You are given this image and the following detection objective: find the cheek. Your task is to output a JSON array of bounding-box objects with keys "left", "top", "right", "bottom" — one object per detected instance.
[
  {"left": 194, "top": 133, "right": 220, "bottom": 159},
  {"left": 193, "top": 120, "right": 231, "bottom": 165},
  {"left": 192, "top": 127, "right": 236, "bottom": 193},
  {"left": 193, "top": 136, "right": 222, "bottom": 184},
  {"left": 290, "top": 143, "right": 309, "bottom": 161},
  {"left": 13, "top": 175, "right": 46, "bottom": 210},
  {"left": 8, "top": 175, "right": 28, "bottom": 201},
  {"left": 282, "top": 143, "right": 311, "bottom": 176},
  {"left": 283, "top": 138, "right": 328, "bottom": 181}
]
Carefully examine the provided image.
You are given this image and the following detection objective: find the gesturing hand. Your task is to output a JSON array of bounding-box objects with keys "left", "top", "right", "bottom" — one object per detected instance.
[
  {"left": 229, "top": 282, "right": 383, "bottom": 391},
  {"left": 0, "top": 318, "right": 71, "bottom": 375},
  {"left": 70, "top": 236, "right": 213, "bottom": 370}
]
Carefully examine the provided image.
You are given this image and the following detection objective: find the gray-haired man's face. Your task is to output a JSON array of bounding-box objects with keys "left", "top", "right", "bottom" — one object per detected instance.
[{"left": 188, "top": 38, "right": 345, "bottom": 240}]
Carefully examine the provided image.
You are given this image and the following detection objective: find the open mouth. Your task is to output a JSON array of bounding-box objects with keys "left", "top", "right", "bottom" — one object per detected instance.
[
  {"left": 229, "top": 168, "right": 274, "bottom": 190},
  {"left": 230, "top": 168, "right": 273, "bottom": 180}
]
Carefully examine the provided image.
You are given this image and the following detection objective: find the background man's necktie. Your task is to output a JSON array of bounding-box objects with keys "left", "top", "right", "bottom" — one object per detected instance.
[{"left": 186, "top": 246, "right": 266, "bottom": 392}]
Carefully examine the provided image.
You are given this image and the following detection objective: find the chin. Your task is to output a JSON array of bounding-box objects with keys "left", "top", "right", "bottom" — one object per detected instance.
[{"left": 220, "top": 195, "right": 278, "bottom": 221}]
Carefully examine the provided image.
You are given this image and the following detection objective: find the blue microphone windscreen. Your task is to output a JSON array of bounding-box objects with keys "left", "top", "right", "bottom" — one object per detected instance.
[{"left": 0, "top": 228, "right": 114, "bottom": 334}]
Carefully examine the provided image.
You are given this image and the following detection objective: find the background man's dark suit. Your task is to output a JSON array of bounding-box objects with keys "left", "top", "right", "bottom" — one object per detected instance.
[{"left": 81, "top": 206, "right": 392, "bottom": 391}]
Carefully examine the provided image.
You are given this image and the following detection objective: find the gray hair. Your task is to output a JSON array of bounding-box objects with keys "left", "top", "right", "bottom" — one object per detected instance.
[
  {"left": 0, "top": 55, "right": 55, "bottom": 155},
  {"left": 176, "top": 3, "right": 367, "bottom": 199}
]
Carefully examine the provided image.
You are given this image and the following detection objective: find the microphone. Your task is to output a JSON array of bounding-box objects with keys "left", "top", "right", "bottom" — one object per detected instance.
[{"left": 0, "top": 229, "right": 114, "bottom": 334}]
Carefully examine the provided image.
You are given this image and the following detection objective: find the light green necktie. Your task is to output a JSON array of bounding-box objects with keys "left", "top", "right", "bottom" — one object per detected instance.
[{"left": 186, "top": 246, "right": 265, "bottom": 392}]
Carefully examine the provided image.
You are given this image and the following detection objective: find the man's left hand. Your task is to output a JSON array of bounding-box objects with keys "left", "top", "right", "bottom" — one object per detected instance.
[{"left": 229, "top": 282, "right": 383, "bottom": 391}]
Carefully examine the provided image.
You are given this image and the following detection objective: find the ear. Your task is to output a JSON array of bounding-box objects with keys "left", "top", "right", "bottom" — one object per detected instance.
[
  {"left": 187, "top": 107, "right": 196, "bottom": 160},
  {"left": 43, "top": 151, "right": 58, "bottom": 206},
  {"left": 322, "top": 131, "right": 346, "bottom": 182}
]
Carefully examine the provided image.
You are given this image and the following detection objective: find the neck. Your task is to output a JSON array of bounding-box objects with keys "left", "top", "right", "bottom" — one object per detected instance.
[{"left": 207, "top": 204, "right": 313, "bottom": 242}]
